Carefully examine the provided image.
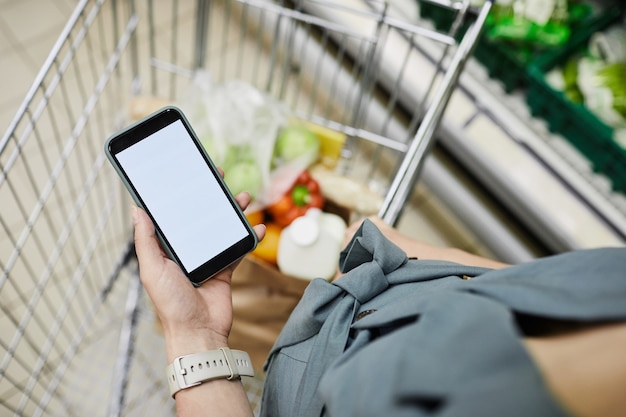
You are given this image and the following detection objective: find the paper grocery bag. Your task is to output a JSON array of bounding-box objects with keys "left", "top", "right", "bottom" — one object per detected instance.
[{"left": 230, "top": 255, "right": 310, "bottom": 371}]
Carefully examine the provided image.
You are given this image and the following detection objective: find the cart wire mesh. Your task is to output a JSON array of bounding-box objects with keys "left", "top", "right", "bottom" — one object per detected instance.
[{"left": 0, "top": 0, "right": 489, "bottom": 415}]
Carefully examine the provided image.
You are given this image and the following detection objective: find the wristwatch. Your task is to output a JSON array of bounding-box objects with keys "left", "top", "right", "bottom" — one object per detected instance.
[{"left": 166, "top": 348, "right": 254, "bottom": 397}]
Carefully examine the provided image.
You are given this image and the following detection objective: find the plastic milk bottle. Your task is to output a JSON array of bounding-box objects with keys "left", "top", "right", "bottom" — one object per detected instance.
[{"left": 277, "top": 208, "right": 347, "bottom": 280}]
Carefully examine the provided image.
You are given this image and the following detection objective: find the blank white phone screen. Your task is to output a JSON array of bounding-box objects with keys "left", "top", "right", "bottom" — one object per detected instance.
[{"left": 117, "top": 119, "right": 248, "bottom": 272}]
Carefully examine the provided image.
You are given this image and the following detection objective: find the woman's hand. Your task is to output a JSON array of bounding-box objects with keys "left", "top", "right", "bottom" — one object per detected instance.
[{"left": 132, "top": 192, "right": 266, "bottom": 361}]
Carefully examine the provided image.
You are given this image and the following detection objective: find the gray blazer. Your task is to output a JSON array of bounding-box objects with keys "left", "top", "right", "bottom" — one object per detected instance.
[{"left": 260, "top": 219, "right": 626, "bottom": 417}]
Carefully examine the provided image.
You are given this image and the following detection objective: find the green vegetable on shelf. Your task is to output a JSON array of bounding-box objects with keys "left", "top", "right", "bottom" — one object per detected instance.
[
  {"left": 485, "top": 1, "right": 593, "bottom": 48},
  {"left": 562, "top": 56, "right": 584, "bottom": 104},
  {"left": 596, "top": 62, "right": 626, "bottom": 118}
]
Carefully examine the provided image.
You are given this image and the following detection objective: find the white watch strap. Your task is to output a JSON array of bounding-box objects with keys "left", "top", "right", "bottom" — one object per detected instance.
[{"left": 166, "top": 348, "right": 254, "bottom": 397}]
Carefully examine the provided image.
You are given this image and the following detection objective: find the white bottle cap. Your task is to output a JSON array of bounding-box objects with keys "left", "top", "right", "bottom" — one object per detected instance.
[{"left": 288, "top": 208, "right": 321, "bottom": 247}]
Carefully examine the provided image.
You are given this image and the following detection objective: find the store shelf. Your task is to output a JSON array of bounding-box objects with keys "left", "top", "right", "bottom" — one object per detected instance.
[
  {"left": 310, "top": 0, "right": 626, "bottom": 259},
  {"left": 441, "top": 58, "right": 626, "bottom": 251},
  {"left": 410, "top": 8, "right": 626, "bottom": 253}
]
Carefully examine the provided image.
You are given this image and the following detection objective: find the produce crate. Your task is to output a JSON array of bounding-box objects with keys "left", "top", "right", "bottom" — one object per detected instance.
[
  {"left": 419, "top": 1, "right": 620, "bottom": 92},
  {"left": 418, "top": 1, "right": 527, "bottom": 92},
  {"left": 420, "top": 1, "right": 626, "bottom": 193},
  {"left": 526, "top": 8, "right": 626, "bottom": 193}
]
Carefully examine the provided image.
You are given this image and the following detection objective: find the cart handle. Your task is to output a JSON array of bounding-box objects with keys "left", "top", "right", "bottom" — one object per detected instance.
[{"left": 378, "top": 0, "right": 493, "bottom": 226}]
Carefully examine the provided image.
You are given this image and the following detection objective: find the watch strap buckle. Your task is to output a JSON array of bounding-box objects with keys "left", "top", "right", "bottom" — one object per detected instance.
[{"left": 171, "top": 355, "right": 203, "bottom": 391}]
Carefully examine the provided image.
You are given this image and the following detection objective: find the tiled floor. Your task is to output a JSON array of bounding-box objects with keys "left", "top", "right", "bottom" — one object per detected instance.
[{"left": 0, "top": 0, "right": 76, "bottom": 133}]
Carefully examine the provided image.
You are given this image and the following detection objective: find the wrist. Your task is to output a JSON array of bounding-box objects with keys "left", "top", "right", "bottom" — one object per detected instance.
[{"left": 164, "top": 329, "right": 230, "bottom": 362}]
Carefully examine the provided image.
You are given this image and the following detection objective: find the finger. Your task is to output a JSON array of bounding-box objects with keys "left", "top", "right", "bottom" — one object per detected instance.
[
  {"left": 234, "top": 191, "right": 252, "bottom": 211},
  {"left": 132, "top": 205, "right": 166, "bottom": 267},
  {"left": 253, "top": 223, "right": 266, "bottom": 242}
]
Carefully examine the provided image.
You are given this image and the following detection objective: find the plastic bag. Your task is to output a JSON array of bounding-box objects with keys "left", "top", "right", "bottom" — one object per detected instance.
[{"left": 178, "top": 71, "right": 318, "bottom": 209}]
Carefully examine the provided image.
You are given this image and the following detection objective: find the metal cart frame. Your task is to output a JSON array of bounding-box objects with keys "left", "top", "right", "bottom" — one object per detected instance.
[{"left": 0, "top": 0, "right": 490, "bottom": 415}]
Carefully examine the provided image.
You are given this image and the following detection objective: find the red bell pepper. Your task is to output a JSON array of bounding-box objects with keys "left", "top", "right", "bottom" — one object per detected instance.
[{"left": 267, "top": 170, "right": 324, "bottom": 227}]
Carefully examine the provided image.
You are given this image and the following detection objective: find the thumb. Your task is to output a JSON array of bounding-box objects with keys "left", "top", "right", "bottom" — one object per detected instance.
[{"left": 132, "top": 205, "right": 166, "bottom": 267}]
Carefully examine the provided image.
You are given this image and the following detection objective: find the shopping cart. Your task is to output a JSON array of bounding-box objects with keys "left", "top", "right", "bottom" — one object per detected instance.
[{"left": 0, "top": 0, "right": 490, "bottom": 415}]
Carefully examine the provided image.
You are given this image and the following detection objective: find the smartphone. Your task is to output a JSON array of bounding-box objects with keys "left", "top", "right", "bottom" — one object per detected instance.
[{"left": 105, "top": 106, "right": 258, "bottom": 286}]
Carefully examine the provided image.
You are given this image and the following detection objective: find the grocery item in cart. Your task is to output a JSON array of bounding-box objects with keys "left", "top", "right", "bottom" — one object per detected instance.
[
  {"left": 178, "top": 72, "right": 321, "bottom": 208},
  {"left": 277, "top": 208, "right": 347, "bottom": 281}
]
